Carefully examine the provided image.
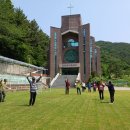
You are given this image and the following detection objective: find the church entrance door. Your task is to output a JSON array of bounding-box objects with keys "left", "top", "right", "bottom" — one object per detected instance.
[{"left": 62, "top": 68, "right": 78, "bottom": 75}]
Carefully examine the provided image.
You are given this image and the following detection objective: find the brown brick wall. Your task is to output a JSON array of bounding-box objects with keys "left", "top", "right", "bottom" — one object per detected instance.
[
  {"left": 79, "top": 24, "right": 90, "bottom": 82},
  {"left": 61, "top": 14, "right": 81, "bottom": 33},
  {"left": 85, "top": 24, "right": 90, "bottom": 81},
  {"left": 79, "top": 26, "right": 84, "bottom": 81},
  {"left": 50, "top": 27, "right": 61, "bottom": 78},
  {"left": 50, "top": 14, "right": 101, "bottom": 81}
]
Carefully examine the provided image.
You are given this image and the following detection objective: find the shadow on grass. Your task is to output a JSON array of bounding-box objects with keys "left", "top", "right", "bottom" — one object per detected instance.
[
  {"left": 100, "top": 101, "right": 109, "bottom": 103},
  {"left": 18, "top": 104, "right": 29, "bottom": 107},
  {"left": 92, "top": 98, "right": 99, "bottom": 101}
]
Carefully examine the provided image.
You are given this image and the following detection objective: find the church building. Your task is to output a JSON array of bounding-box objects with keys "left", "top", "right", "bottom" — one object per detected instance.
[{"left": 49, "top": 14, "right": 101, "bottom": 82}]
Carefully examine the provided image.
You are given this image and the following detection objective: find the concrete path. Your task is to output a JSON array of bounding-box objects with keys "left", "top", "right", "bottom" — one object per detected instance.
[{"left": 104, "top": 87, "right": 130, "bottom": 90}]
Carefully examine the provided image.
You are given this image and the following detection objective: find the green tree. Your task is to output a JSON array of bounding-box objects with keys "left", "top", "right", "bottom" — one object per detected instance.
[
  {"left": 0, "top": 0, "right": 50, "bottom": 67},
  {"left": 96, "top": 41, "right": 130, "bottom": 79}
]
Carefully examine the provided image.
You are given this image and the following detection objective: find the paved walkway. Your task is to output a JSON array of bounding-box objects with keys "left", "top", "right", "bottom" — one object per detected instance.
[{"left": 104, "top": 87, "right": 130, "bottom": 90}]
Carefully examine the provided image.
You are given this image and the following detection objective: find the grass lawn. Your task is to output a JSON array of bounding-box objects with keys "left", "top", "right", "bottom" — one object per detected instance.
[{"left": 0, "top": 88, "right": 130, "bottom": 130}]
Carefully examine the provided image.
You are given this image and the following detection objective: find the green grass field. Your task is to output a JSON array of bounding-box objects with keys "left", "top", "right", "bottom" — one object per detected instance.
[{"left": 0, "top": 89, "right": 130, "bottom": 130}]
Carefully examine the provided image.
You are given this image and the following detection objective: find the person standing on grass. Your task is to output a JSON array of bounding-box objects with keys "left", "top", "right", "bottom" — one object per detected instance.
[
  {"left": 76, "top": 80, "right": 82, "bottom": 95},
  {"left": 27, "top": 74, "right": 42, "bottom": 106},
  {"left": 65, "top": 78, "right": 70, "bottom": 95},
  {"left": 82, "top": 81, "right": 86, "bottom": 92},
  {"left": 2, "top": 79, "right": 8, "bottom": 102},
  {"left": 93, "top": 81, "right": 97, "bottom": 92},
  {"left": 87, "top": 81, "right": 91, "bottom": 92},
  {"left": 0, "top": 79, "right": 3, "bottom": 102},
  {"left": 106, "top": 81, "right": 115, "bottom": 103},
  {"left": 97, "top": 80, "right": 105, "bottom": 100},
  {"left": 0, "top": 79, "right": 8, "bottom": 102},
  {"left": 86, "top": 78, "right": 92, "bottom": 92}
]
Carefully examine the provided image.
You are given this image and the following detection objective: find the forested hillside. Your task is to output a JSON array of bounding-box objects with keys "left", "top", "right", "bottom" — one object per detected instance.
[
  {"left": 96, "top": 41, "right": 130, "bottom": 78},
  {"left": 0, "top": 0, "right": 49, "bottom": 66},
  {"left": 1, "top": 1, "right": 130, "bottom": 78}
]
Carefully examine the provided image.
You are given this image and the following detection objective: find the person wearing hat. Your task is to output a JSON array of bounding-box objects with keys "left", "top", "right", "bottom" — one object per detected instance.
[{"left": 27, "top": 74, "right": 42, "bottom": 106}]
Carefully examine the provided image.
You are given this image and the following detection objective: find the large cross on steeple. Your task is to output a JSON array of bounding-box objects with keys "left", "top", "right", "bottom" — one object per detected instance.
[{"left": 68, "top": 2, "right": 73, "bottom": 15}]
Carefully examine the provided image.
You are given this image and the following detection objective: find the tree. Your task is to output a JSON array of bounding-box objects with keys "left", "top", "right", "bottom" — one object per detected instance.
[
  {"left": 96, "top": 41, "right": 130, "bottom": 78},
  {"left": 0, "top": 0, "right": 50, "bottom": 67}
]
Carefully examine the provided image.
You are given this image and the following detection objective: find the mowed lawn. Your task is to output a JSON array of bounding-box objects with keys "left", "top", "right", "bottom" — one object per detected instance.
[{"left": 0, "top": 89, "right": 130, "bottom": 130}]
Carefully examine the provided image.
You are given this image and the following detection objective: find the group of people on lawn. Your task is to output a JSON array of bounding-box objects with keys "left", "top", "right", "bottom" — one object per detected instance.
[
  {"left": 65, "top": 78, "right": 115, "bottom": 104},
  {"left": 0, "top": 74, "right": 115, "bottom": 106}
]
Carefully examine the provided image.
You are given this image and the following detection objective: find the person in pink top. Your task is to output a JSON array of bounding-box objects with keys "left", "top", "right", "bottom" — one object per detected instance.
[{"left": 97, "top": 80, "right": 105, "bottom": 100}]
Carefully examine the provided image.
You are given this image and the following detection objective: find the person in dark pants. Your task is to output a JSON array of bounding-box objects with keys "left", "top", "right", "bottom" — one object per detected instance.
[
  {"left": 0, "top": 80, "right": 3, "bottom": 102},
  {"left": 87, "top": 81, "right": 91, "bottom": 92},
  {"left": 82, "top": 81, "right": 86, "bottom": 92},
  {"left": 0, "top": 79, "right": 8, "bottom": 102},
  {"left": 97, "top": 80, "right": 105, "bottom": 100},
  {"left": 76, "top": 80, "right": 82, "bottom": 95},
  {"left": 27, "top": 74, "right": 42, "bottom": 106},
  {"left": 93, "top": 81, "right": 97, "bottom": 92},
  {"left": 106, "top": 81, "right": 115, "bottom": 103},
  {"left": 2, "top": 79, "right": 8, "bottom": 102},
  {"left": 65, "top": 78, "right": 70, "bottom": 95}
]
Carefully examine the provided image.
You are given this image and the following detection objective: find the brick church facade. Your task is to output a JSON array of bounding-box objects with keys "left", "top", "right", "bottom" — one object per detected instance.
[{"left": 49, "top": 14, "right": 101, "bottom": 82}]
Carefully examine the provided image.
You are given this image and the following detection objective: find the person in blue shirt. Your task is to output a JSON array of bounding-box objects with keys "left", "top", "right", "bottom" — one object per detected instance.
[{"left": 87, "top": 82, "right": 91, "bottom": 92}]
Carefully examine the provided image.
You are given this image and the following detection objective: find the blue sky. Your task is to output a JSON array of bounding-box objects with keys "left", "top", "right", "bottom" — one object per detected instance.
[{"left": 12, "top": 0, "right": 130, "bottom": 43}]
